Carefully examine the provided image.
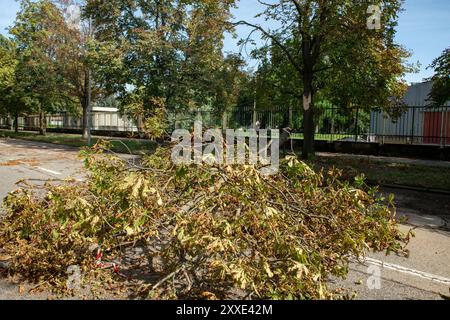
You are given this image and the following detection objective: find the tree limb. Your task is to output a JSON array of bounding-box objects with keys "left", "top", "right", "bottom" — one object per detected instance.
[{"left": 234, "top": 20, "right": 303, "bottom": 75}]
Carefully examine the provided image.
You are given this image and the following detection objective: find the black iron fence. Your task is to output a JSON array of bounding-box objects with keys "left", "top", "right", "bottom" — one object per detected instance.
[{"left": 1, "top": 106, "right": 449, "bottom": 147}]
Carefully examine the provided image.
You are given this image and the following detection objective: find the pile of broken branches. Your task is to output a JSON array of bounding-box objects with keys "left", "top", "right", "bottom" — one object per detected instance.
[{"left": 0, "top": 141, "right": 410, "bottom": 299}]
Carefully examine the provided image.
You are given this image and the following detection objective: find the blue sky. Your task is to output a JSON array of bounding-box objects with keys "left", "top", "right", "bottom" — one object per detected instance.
[{"left": 1, "top": 0, "right": 449, "bottom": 84}]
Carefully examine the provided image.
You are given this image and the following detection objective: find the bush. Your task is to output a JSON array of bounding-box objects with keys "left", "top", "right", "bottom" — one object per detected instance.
[{"left": 0, "top": 142, "right": 409, "bottom": 299}]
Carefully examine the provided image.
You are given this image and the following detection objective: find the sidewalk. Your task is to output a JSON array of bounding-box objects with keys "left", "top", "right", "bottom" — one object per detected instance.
[{"left": 316, "top": 152, "right": 450, "bottom": 168}]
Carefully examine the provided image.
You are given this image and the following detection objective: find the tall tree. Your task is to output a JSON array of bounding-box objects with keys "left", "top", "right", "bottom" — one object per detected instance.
[
  {"left": 427, "top": 47, "right": 450, "bottom": 106},
  {"left": 55, "top": 0, "right": 99, "bottom": 140},
  {"left": 10, "top": 0, "right": 73, "bottom": 135},
  {"left": 0, "top": 35, "right": 18, "bottom": 130},
  {"left": 238, "top": 0, "right": 411, "bottom": 158},
  {"left": 85, "top": 0, "right": 237, "bottom": 135}
]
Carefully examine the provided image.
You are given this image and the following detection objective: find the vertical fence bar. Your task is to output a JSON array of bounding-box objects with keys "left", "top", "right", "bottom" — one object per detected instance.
[
  {"left": 440, "top": 107, "right": 445, "bottom": 148},
  {"left": 354, "top": 107, "right": 360, "bottom": 142},
  {"left": 330, "top": 107, "right": 335, "bottom": 143},
  {"left": 411, "top": 107, "right": 416, "bottom": 145}
]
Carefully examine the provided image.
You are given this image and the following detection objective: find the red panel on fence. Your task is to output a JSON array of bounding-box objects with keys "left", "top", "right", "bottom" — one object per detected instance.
[
  {"left": 446, "top": 112, "right": 450, "bottom": 145},
  {"left": 424, "top": 112, "right": 450, "bottom": 145}
]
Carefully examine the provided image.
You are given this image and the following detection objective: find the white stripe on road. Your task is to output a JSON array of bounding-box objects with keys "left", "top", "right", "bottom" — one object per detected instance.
[
  {"left": 35, "top": 167, "right": 62, "bottom": 176},
  {"left": 364, "top": 257, "right": 450, "bottom": 286}
]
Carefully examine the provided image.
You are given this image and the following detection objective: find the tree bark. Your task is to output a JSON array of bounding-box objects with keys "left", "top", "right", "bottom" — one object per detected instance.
[
  {"left": 137, "top": 114, "right": 144, "bottom": 135},
  {"left": 301, "top": 73, "right": 315, "bottom": 159},
  {"left": 302, "top": 72, "right": 316, "bottom": 160},
  {"left": 82, "top": 100, "right": 89, "bottom": 140},
  {"left": 14, "top": 113, "right": 19, "bottom": 133},
  {"left": 302, "top": 95, "right": 315, "bottom": 159},
  {"left": 301, "top": 33, "right": 316, "bottom": 159},
  {"left": 82, "top": 70, "right": 90, "bottom": 140},
  {"left": 39, "top": 110, "right": 47, "bottom": 136},
  {"left": 222, "top": 110, "right": 228, "bottom": 131},
  {"left": 7, "top": 114, "right": 13, "bottom": 131}
]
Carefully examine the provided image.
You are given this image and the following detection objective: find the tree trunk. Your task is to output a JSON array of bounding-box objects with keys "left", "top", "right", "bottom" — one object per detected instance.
[
  {"left": 222, "top": 110, "right": 228, "bottom": 131},
  {"left": 14, "top": 113, "right": 19, "bottom": 133},
  {"left": 82, "top": 100, "right": 89, "bottom": 140},
  {"left": 7, "top": 114, "right": 13, "bottom": 131},
  {"left": 137, "top": 114, "right": 144, "bottom": 135},
  {"left": 82, "top": 70, "right": 91, "bottom": 140},
  {"left": 39, "top": 110, "right": 47, "bottom": 136},
  {"left": 302, "top": 80, "right": 315, "bottom": 159},
  {"left": 301, "top": 33, "right": 316, "bottom": 159},
  {"left": 302, "top": 96, "right": 315, "bottom": 159}
]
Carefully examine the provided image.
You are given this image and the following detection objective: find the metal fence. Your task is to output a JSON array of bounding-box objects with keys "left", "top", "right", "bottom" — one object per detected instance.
[
  {"left": 1, "top": 106, "right": 449, "bottom": 147},
  {"left": 0, "top": 112, "right": 139, "bottom": 132},
  {"left": 0, "top": 117, "right": 9, "bottom": 129},
  {"left": 370, "top": 106, "right": 450, "bottom": 147},
  {"left": 223, "top": 105, "right": 450, "bottom": 147},
  {"left": 171, "top": 106, "right": 371, "bottom": 142}
]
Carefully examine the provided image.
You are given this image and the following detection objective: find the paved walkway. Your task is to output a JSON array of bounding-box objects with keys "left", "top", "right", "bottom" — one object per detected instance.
[{"left": 317, "top": 152, "right": 450, "bottom": 168}]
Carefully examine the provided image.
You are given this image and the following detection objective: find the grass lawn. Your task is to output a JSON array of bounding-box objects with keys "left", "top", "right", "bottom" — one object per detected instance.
[
  {"left": 0, "top": 130, "right": 157, "bottom": 154},
  {"left": 234, "top": 131, "right": 353, "bottom": 142},
  {"left": 309, "top": 156, "right": 450, "bottom": 192},
  {"left": 291, "top": 133, "right": 354, "bottom": 141}
]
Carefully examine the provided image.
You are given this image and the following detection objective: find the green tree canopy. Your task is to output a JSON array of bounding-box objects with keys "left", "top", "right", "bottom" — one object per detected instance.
[
  {"left": 85, "top": 0, "right": 238, "bottom": 134},
  {"left": 0, "top": 35, "right": 18, "bottom": 118},
  {"left": 427, "top": 47, "right": 450, "bottom": 106},
  {"left": 238, "top": 0, "right": 412, "bottom": 158},
  {"left": 10, "top": 0, "right": 77, "bottom": 134}
]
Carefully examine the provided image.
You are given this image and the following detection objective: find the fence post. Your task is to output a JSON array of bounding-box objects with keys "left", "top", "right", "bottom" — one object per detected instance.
[
  {"left": 289, "top": 105, "right": 293, "bottom": 128},
  {"left": 354, "top": 107, "right": 360, "bottom": 142},
  {"left": 330, "top": 107, "right": 335, "bottom": 143},
  {"left": 411, "top": 107, "right": 416, "bottom": 145},
  {"left": 252, "top": 101, "right": 257, "bottom": 128},
  {"left": 440, "top": 107, "right": 445, "bottom": 149}
]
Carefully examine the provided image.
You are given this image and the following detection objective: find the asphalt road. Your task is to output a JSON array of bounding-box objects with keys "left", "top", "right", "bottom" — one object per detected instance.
[
  {"left": 0, "top": 138, "right": 85, "bottom": 204},
  {"left": 0, "top": 138, "right": 449, "bottom": 300},
  {"left": 0, "top": 138, "right": 85, "bottom": 299}
]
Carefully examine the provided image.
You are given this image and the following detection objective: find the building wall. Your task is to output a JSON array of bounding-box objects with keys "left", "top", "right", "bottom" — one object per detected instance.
[
  {"left": 370, "top": 82, "right": 450, "bottom": 145},
  {"left": 17, "top": 112, "right": 138, "bottom": 132}
]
